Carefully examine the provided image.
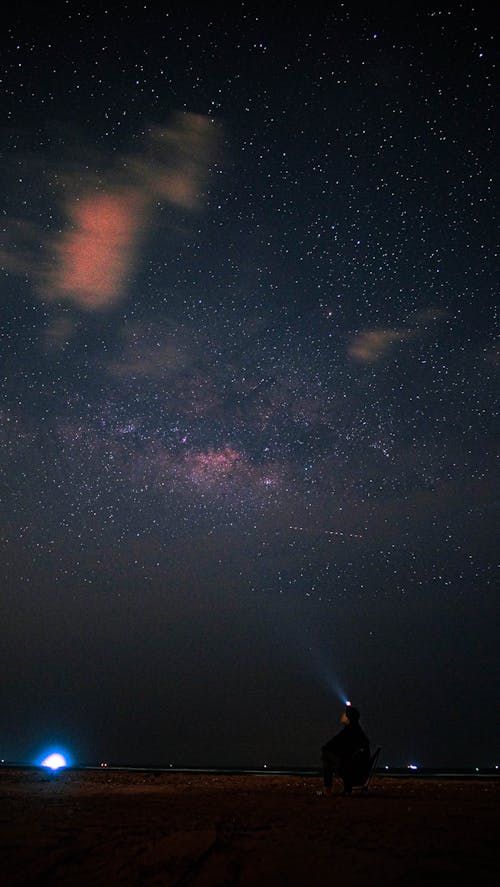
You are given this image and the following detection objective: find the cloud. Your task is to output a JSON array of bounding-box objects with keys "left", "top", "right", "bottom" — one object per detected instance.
[
  {"left": 2, "top": 113, "right": 218, "bottom": 312},
  {"left": 106, "top": 321, "right": 193, "bottom": 380},
  {"left": 348, "top": 308, "right": 448, "bottom": 363},
  {"left": 348, "top": 328, "right": 406, "bottom": 363},
  {"left": 135, "top": 113, "right": 217, "bottom": 210},
  {"left": 0, "top": 219, "right": 41, "bottom": 276},
  {"left": 42, "top": 189, "right": 146, "bottom": 311}
]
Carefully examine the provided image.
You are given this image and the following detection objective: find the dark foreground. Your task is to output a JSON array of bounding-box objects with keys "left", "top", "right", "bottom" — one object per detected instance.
[{"left": 1, "top": 768, "right": 499, "bottom": 885}]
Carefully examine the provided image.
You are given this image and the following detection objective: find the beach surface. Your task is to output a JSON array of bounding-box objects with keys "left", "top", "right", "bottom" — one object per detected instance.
[{"left": 1, "top": 767, "right": 499, "bottom": 885}]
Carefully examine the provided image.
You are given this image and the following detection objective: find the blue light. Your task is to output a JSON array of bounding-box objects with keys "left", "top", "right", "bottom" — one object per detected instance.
[
  {"left": 38, "top": 747, "right": 72, "bottom": 770},
  {"left": 41, "top": 753, "right": 67, "bottom": 770}
]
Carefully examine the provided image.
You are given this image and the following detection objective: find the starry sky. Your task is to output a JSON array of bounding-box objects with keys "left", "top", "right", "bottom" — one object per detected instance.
[{"left": 1, "top": 2, "right": 498, "bottom": 769}]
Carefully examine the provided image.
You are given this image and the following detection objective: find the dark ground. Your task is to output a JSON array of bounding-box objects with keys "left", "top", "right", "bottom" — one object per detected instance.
[{"left": 1, "top": 768, "right": 499, "bottom": 885}]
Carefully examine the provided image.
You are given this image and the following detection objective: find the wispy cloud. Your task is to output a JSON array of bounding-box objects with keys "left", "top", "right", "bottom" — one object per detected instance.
[
  {"left": 107, "top": 321, "right": 193, "bottom": 380},
  {"left": 348, "top": 308, "right": 447, "bottom": 363},
  {"left": 43, "top": 314, "right": 77, "bottom": 350},
  {"left": 1, "top": 113, "right": 218, "bottom": 313},
  {"left": 348, "top": 328, "right": 406, "bottom": 363},
  {"left": 134, "top": 113, "right": 217, "bottom": 210}
]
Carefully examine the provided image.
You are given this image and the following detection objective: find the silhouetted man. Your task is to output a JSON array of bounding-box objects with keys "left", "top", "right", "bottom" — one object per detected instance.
[{"left": 321, "top": 704, "right": 370, "bottom": 795}]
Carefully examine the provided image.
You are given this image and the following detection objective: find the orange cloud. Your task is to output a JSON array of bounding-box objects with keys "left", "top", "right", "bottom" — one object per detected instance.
[
  {"left": 348, "top": 308, "right": 447, "bottom": 363},
  {"left": 43, "top": 189, "right": 145, "bottom": 311},
  {"left": 3, "top": 113, "right": 218, "bottom": 313}
]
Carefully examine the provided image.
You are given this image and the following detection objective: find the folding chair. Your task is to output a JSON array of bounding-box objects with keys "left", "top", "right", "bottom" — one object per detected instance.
[{"left": 339, "top": 746, "right": 381, "bottom": 795}]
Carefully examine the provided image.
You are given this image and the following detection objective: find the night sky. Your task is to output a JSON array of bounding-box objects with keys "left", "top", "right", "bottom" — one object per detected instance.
[{"left": 1, "top": 2, "right": 498, "bottom": 770}]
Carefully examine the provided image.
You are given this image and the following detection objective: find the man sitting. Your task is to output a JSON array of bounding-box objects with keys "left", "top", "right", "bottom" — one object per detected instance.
[{"left": 321, "top": 704, "right": 370, "bottom": 795}]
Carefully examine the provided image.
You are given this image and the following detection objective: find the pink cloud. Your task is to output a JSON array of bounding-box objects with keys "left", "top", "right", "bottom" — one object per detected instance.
[
  {"left": 43, "top": 190, "right": 145, "bottom": 310},
  {"left": 3, "top": 113, "right": 218, "bottom": 313}
]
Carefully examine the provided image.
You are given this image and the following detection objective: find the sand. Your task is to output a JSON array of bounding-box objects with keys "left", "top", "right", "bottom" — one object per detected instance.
[{"left": 1, "top": 767, "right": 499, "bottom": 885}]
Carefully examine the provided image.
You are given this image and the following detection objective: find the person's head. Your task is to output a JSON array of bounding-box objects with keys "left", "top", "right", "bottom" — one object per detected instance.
[{"left": 342, "top": 704, "right": 360, "bottom": 725}]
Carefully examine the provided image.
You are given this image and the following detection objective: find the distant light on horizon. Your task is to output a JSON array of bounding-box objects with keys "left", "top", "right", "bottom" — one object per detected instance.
[
  {"left": 408, "top": 763, "right": 418, "bottom": 770},
  {"left": 41, "top": 753, "right": 67, "bottom": 770}
]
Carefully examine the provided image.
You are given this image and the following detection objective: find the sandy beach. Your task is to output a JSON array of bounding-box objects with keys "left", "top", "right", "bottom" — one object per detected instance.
[{"left": 1, "top": 767, "right": 499, "bottom": 885}]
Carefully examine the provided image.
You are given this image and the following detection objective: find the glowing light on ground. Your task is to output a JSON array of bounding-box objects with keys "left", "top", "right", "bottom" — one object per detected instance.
[{"left": 41, "top": 753, "right": 67, "bottom": 770}]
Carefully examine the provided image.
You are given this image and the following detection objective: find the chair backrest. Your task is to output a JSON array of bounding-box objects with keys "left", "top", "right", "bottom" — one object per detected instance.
[
  {"left": 369, "top": 747, "right": 381, "bottom": 771},
  {"left": 367, "top": 747, "right": 381, "bottom": 781},
  {"left": 345, "top": 745, "right": 381, "bottom": 786}
]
